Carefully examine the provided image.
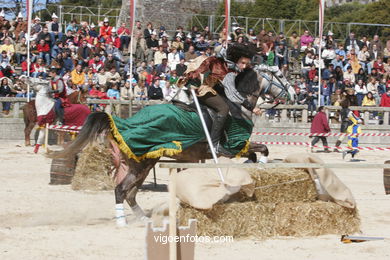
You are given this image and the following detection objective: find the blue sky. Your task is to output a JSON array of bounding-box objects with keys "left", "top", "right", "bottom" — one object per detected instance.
[{"left": 0, "top": 0, "right": 58, "bottom": 19}]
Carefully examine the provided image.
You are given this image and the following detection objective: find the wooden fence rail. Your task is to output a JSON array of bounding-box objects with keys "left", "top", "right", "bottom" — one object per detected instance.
[{"left": 1, "top": 97, "right": 390, "bottom": 126}]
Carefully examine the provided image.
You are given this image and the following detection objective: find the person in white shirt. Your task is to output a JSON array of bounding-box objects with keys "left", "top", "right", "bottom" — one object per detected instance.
[
  {"left": 354, "top": 79, "right": 368, "bottom": 106},
  {"left": 343, "top": 66, "right": 355, "bottom": 83},
  {"left": 167, "top": 47, "right": 181, "bottom": 71},
  {"left": 357, "top": 45, "right": 371, "bottom": 73}
]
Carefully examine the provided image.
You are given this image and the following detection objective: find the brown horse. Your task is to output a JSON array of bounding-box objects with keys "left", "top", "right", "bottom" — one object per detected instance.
[
  {"left": 23, "top": 90, "right": 88, "bottom": 146},
  {"left": 50, "top": 67, "right": 296, "bottom": 226}
]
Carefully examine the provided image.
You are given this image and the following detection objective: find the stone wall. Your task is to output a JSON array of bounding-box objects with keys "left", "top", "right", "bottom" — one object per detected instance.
[{"left": 117, "top": 0, "right": 223, "bottom": 31}]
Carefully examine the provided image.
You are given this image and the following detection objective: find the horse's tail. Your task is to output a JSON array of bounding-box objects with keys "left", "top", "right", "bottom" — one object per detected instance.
[{"left": 48, "top": 112, "right": 111, "bottom": 159}]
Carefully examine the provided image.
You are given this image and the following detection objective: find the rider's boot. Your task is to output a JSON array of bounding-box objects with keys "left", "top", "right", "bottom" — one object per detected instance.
[
  {"left": 208, "top": 115, "right": 233, "bottom": 157},
  {"left": 57, "top": 108, "right": 64, "bottom": 125}
]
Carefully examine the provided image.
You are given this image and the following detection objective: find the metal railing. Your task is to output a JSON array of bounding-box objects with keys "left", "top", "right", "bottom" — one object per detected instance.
[
  {"left": 1, "top": 97, "right": 389, "bottom": 126},
  {"left": 1, "top": 2, "right": 389, "bottom": 38}
]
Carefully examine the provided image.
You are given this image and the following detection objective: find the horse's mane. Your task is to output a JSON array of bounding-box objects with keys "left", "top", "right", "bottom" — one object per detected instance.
[{"left": 235, "top": 68, "right": 260, "bottom": 96}]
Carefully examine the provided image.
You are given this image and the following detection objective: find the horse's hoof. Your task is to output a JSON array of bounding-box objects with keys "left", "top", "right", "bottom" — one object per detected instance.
[
  {"left": 116, "top": 218, "right": 128, "bottom": 227},
  {"left": 140, "top": 216, "right": 150, "bottom": 222}
]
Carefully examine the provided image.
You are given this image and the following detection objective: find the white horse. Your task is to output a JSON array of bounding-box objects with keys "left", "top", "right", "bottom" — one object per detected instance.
[{"left": 25, "top": 77, "right": 90, "bottom": 153}]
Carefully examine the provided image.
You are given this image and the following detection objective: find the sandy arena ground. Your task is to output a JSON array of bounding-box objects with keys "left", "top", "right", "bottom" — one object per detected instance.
[{"left": 0, "top": 140, "right": 389, "bottom": 260}]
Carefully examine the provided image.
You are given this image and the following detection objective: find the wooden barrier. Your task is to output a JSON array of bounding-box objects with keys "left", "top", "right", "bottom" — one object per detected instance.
[
  {"left": 2, "top": 97, "right": 390, "bottom": 126},
  {"left": 159, "top": 163, "right": 390, "bottom": 169}
]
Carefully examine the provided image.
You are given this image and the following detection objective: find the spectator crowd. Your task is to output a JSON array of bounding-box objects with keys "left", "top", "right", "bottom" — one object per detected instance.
[{"left": 0, "top": 11, "right": 389, "bottom": 117}]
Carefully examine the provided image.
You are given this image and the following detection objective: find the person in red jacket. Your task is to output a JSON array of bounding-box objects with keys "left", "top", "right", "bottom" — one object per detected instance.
[
  {"left": 310, "top": 106, "right": 331, "bottom": 152},
  {"left": 99, "top": 17, "right": 112, "bottom": 40},
  {"left": 88, "top": 54, "right": 104, "bottom": 73},
  {"left": 380, "top": 87, "right": 390, "bottom": 107},
  {"left": 105, "top": 28, "right": 121, "bottom": 49},
  {"left": 37, "top": 39, "right": 51, "bottom": 64}
]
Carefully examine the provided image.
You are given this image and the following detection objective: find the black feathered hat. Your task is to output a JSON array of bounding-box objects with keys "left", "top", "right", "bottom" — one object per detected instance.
[{"left": 226, "top": 43, "right": 256, "bottom": 63}]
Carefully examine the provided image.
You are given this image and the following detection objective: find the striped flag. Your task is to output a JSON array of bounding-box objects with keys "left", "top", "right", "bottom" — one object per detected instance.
[
  {"left": 26, "top": 0, "right": 33, "bottom": 102},
  {"left": 318, "top": 0, "right": 325, "bottom": 106},
  {"left": 225, "top": 0, "right": 230, "bottom": 36},
  {"left": 129, "top": 0, "right": 136, "bottom": 35},
  {"left": 319, "top": 0, "right": 325, "bottom": 39}
]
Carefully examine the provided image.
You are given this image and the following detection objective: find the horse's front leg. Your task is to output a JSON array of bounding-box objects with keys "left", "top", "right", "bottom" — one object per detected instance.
[{"left": 248, "top": 142, "right": 269, "bottom": 163}]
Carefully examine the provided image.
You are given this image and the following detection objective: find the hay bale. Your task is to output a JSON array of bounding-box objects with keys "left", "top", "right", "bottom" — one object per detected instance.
[
  {"left": 178, "top": 202, "right": 276, "bottom": 238},
  {"left": 179, "top": 201, "right": 360, "bottom": 239},
  {"left": 72, "top": 143, "right": 115, "bottom": 191},
  {"left": 275, "top": 201, "right": 360, "bottom": 237},
  {"left": 249, "top": 168, "right": 317, "bottom": 203}
]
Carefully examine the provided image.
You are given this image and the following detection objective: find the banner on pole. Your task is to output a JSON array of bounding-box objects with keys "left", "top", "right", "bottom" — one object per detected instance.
[{"left": 225, "top": 0, "right": 230, "bottom": 36}]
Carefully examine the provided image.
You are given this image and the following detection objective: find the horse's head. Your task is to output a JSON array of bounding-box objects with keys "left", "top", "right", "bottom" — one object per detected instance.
[
  {"left": 253, "top": 65, "right": 296, "bottom": 105},
  {"left": 25, "top": 77, "right": 51, "bottom": 93}
]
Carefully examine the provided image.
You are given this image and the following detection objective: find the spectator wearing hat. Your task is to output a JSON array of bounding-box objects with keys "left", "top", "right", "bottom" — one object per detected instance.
[
  {"left": 145, "top": 31, "right": 159, "bottom": 63},
  {"left": 99, "top": 18, "right": 112, "bottom": 40},
  {"left": 48, "top": 13, "right": 63, "bottom": 45},
  {"left": 106, "top": 27, "right": 121, "bottom": 49},
  {"left": 89, "top": 23, "right": 98, "bottom": 38},
  {"left": 0, "top": 10, "right": 11, "bottom": 30},
  {"left": 171, "top": 35, "right": 184, "bottom": 53},
  {"left": 13, "top": 12, "right": 27, "bottom": 41},
  {"left": 159, "top": 32, "right": 170, "bottom": 53}
]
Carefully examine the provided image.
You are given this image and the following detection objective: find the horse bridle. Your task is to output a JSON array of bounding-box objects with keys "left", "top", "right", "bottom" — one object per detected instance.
[{"left": 259, "top": 71, "right": 291, "bottom": 103}]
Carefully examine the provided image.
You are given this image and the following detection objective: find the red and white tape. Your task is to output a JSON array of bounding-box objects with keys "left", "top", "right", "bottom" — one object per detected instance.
[
  {"left": 47, "top": 125, "right": 82, "bottom": 132},
  {"left": 254, "top": 141, "right": 390, "bottom": 151},
  {"left": 252, "top": 132, "right": 390, "bottom": 137}
]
